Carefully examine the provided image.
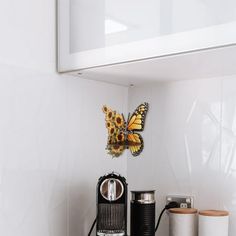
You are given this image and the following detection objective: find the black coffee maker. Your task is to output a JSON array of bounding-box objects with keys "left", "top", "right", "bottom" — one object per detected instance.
[{"left": 96, "top": 172, "right": 128, "bottom": 236}]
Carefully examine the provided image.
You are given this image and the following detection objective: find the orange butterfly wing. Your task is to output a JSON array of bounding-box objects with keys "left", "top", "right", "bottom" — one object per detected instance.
[
  {"left": 127, "top": 103, "right": 148, "bottom": 156},
  {"left": 127, "top": 103, "right": 148, "bottom": 132},
  {"left": 127, "top": 133, "right": 143, "bottom": 156}
]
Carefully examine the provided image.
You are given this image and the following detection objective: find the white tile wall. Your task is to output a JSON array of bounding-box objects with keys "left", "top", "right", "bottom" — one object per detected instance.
[
  {"left": 0, "top": 1, "right": 128, "bottom": 236},
  {"left": 0, "top": 65, "right": 128, "bottom": 236},
  {"left": 66, "top": 78, "right": 128, "bottom": 236},
  {"left": 127, "top": 76, "right": 236, "bottom": 236},
  {"left": 221, "top": 77, "right": 236, "bottom": 235}
]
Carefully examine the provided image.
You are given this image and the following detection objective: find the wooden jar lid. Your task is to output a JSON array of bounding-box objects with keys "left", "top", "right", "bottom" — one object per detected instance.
[
  {"left": 169, "top": 208, "right": 198, "bottom": 214},
  {"left": 199, "top": 210, "right": 229, "bottom": 217}
]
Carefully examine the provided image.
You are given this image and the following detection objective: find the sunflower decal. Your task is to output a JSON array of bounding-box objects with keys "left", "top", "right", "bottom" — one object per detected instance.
[
  {"left": 102, "top": 103, "right": 149, "bottom": 158},
  {"left": 115, "top": 114, "right": 124, "bottom": 127}
]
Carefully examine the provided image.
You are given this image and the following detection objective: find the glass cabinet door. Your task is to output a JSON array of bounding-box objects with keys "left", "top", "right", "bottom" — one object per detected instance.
[{"left": 58, "top": 0, "right": 236, "bottom": 72}]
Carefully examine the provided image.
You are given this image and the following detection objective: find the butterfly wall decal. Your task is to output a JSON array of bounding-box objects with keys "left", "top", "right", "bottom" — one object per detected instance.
[{"left": 102, "top": 103, "right": 149, "bottom": 157}]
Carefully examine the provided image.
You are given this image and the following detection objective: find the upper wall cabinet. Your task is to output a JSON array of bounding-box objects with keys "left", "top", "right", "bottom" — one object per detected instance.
[{"left": 58, "top": 0, "right": 236, "bottom": 85}]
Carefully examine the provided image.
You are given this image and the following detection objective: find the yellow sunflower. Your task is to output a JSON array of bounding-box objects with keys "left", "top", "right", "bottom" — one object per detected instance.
[
  {"left": 107, "top": 135, "right": 116, "bottom": 145},
  {"left": 114, "top": 113, "right": 124, "bottom": 128},
  {"left": 102, "top": 105, "right": 110, "bottom": 114},
  {"left": 106, "top": 110, "right": 115, "bottom": 121},
  {"left": 109, "top": 145, "right": 125, "bottom": 157},
  {"left": 108, "top": 125, "right": 116, "bottom": 136},
  {"left": 106, "top": 121, "right": 112, "bottom": 129},
  {"left": 116, "top": 132, "right": 125, "bottom": 143}
]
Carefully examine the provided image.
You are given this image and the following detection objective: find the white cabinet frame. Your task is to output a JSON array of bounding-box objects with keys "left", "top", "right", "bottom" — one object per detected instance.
[{"left": 58, "top": 0, "right": 236, "bottom": 73}]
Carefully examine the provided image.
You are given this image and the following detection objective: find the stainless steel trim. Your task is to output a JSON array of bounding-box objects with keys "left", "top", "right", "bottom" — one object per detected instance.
[
  {"left": 131, "top": 191, "right": 155, "bottom": 204},
  {"left": 100, "top": 178, "right": 124, "bottom": 201},
  {"left": 97, "top": 233, "right": 125, "bottom": 236},
  {"left": 131, "top": 199, "right": 155, "bottom": 204}
]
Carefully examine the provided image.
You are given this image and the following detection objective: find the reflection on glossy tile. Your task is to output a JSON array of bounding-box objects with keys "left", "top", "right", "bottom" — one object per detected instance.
[
  {"left": 221, "top": 76, "right": 236, "bottom": 233},
  {"left": 0, "top": 64, "right": 128, "bottom": 236},
  {"left": 2, "top": 63, "right": 236, "bottom": 236},
  {"left": 128, "top": 76, "right": 236, "bottom": 236}
]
